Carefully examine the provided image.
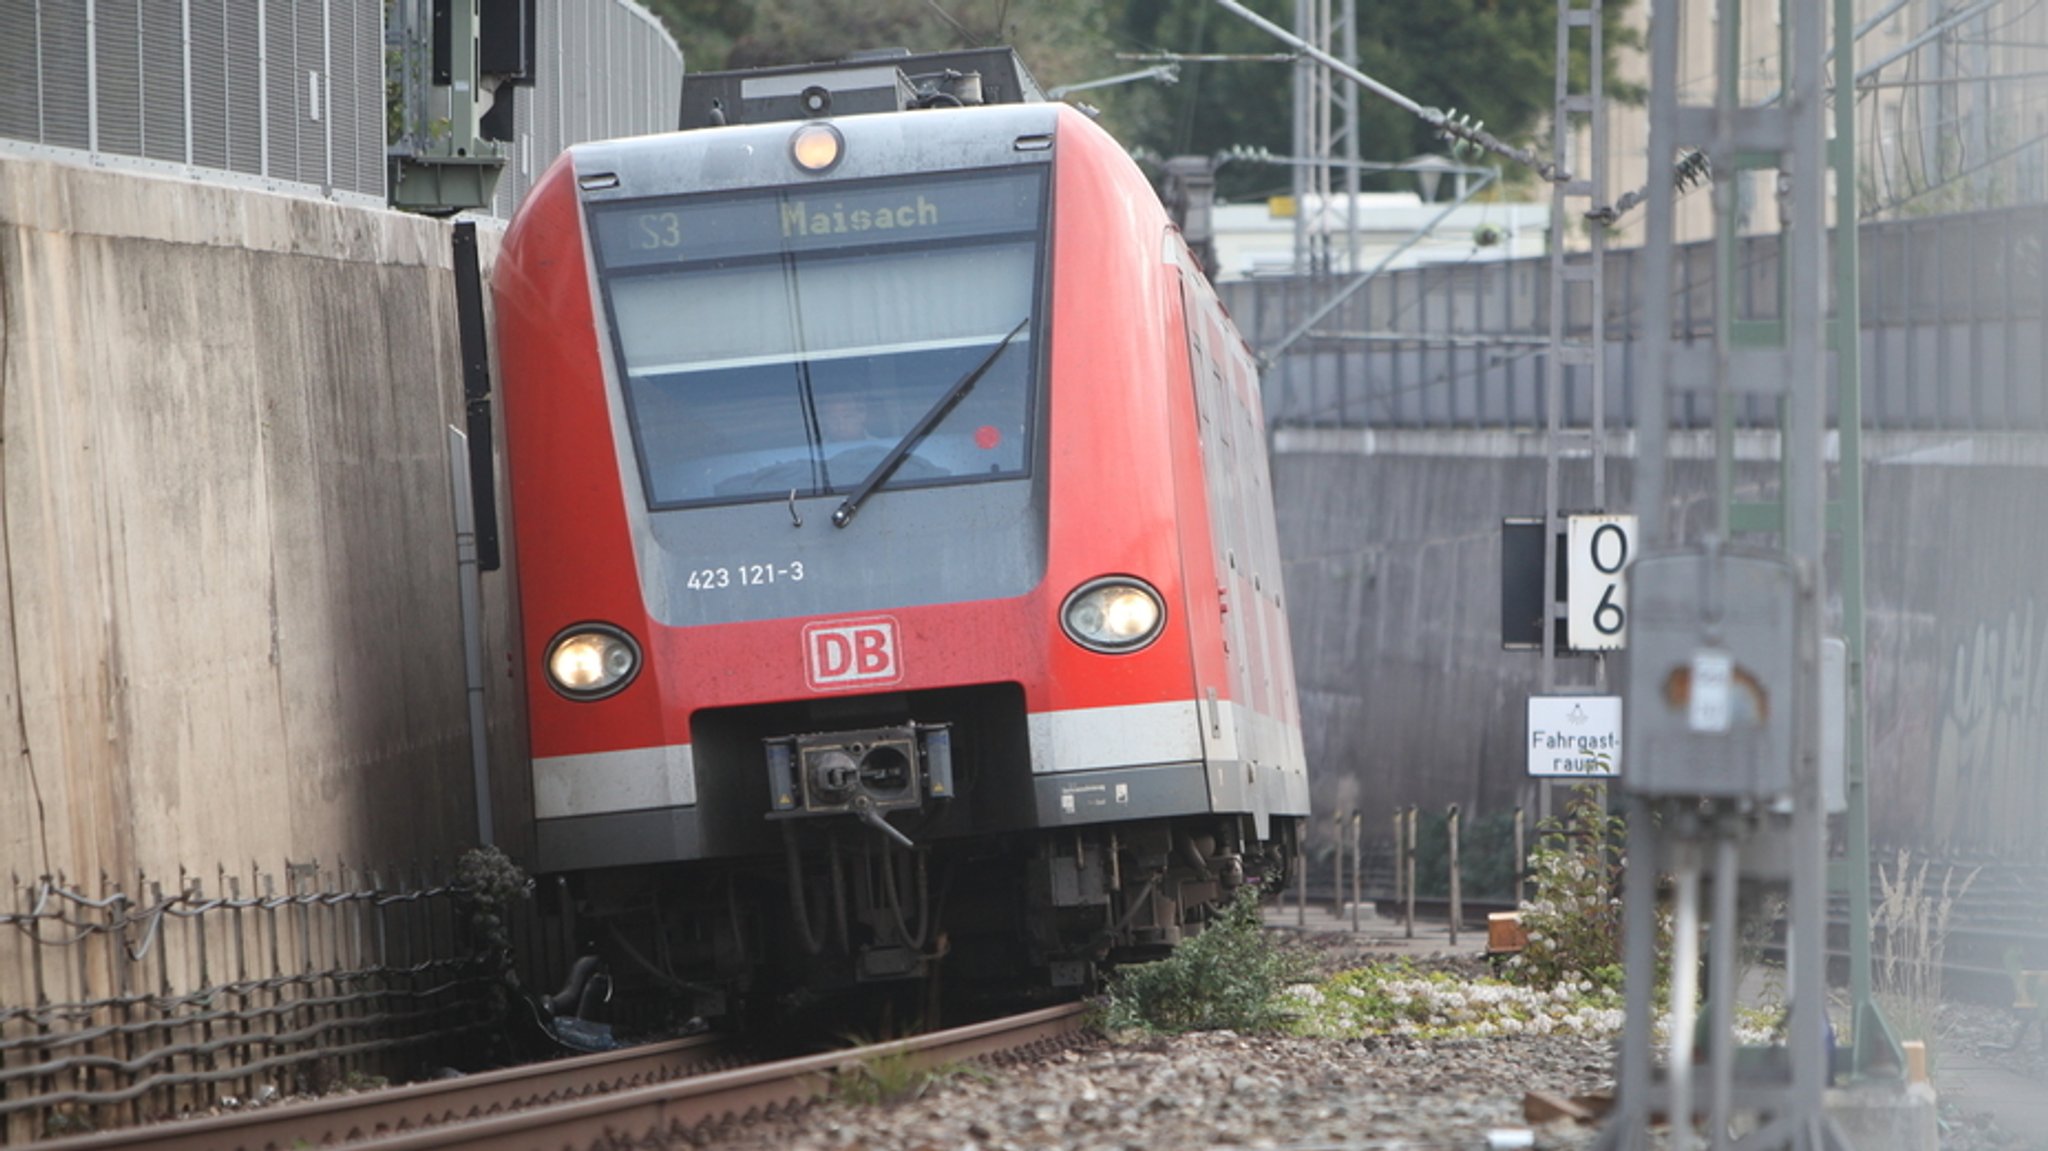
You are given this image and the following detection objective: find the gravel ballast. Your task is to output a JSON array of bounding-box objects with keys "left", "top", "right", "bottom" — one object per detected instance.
[{"left": 709, "top": 935, "right": 2046, "bottom": 1151}]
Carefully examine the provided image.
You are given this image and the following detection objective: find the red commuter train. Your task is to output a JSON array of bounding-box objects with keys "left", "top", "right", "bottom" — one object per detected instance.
[{"left": 492, "top": 49, "right": 1308, "bottom": 1020}]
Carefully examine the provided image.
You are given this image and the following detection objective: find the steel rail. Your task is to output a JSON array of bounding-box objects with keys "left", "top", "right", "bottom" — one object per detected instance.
[
  {"left": 349, "top": 1001, "right": 1091, "bottom": 1151},
  {"left": 33, "top": 1031, "right": 737, "bottom": 1151}
]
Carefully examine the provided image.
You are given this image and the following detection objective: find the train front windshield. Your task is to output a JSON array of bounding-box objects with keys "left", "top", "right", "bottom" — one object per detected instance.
[{"left": 590, "top": 168, "right": 1047, "bottom": 509}]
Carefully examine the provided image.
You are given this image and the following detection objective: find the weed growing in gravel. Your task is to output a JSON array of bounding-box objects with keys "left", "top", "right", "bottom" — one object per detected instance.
[
  {"left": 1873, "top": 848, "right": 1978, "bottom": 1052},
  {"left": 833, "top": 1050, "right": 984, "bottom": 1106},
  {"left": 1287, "top": 962, "right": 1624, "bottom": 1039},
  {"left": 1103, "top": 888, "right": 1310, "bottom": 1035},
  {"left": 1284, "top": 960, "right": 1790, "bottom": 1046}
]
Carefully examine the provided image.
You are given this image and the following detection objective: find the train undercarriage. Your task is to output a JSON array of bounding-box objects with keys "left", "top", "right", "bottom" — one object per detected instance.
[{"left": 540, "top": 812, "right": 1300, "bottom": 1036}]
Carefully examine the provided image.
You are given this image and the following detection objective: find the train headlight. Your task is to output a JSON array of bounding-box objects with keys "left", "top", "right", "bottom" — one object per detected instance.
[
  {"left": 1060, "top": 578, "right": 1166, "bottom": 654},
  {"left": 545, "top": 625, "right": 641, "bottom": 700},
  {"left": 790, "top": 123, "right": 844, "bottom": 173}
]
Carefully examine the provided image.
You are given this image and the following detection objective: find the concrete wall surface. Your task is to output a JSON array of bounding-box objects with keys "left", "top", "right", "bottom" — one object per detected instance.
[
  {"left": 1273, "top": 427, "right": 2048, "bottom": 857},
  {"left": 0, "top": 157, "right": 526, "bottom": 886}
]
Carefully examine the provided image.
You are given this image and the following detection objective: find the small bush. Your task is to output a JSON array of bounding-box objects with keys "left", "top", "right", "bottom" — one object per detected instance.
[
  {"left": 1103, "top": 888, "right": 1308, "bottom": 1034},
  {"left": 1503, "top": 785, "right": 1635, "bottom": 993},
  {"left": 455, "top": 846, "right": 531, "bottom": 1020}
]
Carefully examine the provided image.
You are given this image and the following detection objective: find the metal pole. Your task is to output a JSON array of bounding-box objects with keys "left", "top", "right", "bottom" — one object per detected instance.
[
  {"left": 1350, "top": 810, "right": 1362, "bottom": 932},
  {"left": 1837, "top": 0, "right": 1896, "bottom": 1080},
  {"left": 1291, "top": 0, "right": 1310, "bottom": 276},
  {"left": 447, "top": 427, "right": 494, "bottom": 846},
  {"left": 1606, "top": 0, "right": 1676, "bottom": 1141},
  {"left": 1542, "top": 0, "right": 1610, "bottom": 827},
  {"left": 1670, "top": 847, "right": 1701, "bottom": 1151},
  {"left": 1332, "top": 811, "right": 1345, "bottom": 918},
  {"left": 1635, "top": 0, "right": 1676, "bottom": 545},
  {"left": 1446, "top": 805, "right": 1461, "bottom": 948},
  {"left": 1708, "top": 834, "right": 1740, "bottom": 1151},
  {"left": 1514, "top": 806, "right": 1526, "bottom": 906},
  {"left": 1785, "top": 0, "right": 1837, "bottom": 1125},
  {"left": 1404, "top": 806, "right": 1417, "bottom": 939},
  {"left": 1296, "top": 837, "right": 1308, "bottom": 928},
  {"left": 1338, "top": 0, "right": 1359, "bottom": 273},
  {"left": 1294, "top": 827, "right": 1310, "bottom": 925},
  {"left": 1391, "top": 809, "right": 1404, "bottom": 925}
]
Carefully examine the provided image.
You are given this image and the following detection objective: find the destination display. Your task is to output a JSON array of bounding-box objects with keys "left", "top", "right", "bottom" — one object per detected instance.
[{"left": 592, "top": 168, "right": 1046, "bottom": 269}]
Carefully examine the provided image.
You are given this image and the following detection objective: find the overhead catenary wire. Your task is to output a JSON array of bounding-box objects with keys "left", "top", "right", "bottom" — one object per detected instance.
[
  {"left": 1115, "top": 50, "right": 1300, "bottom": 64},
  {"left": 1208, "top": 0, "right": 1568, "bottom": 183},
  {"left": 1206, "top": 0, "right": 1718, "bottom": 227}
]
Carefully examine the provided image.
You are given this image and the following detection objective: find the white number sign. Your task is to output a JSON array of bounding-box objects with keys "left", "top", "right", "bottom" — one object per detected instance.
[{"left": 1567, "top": 514, "right": 1636, "bottom": 651}]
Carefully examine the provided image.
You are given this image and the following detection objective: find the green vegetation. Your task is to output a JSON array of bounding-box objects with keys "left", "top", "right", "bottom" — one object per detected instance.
[
  {"left": 1291, "top": 962, "right": 1622, "bottom": 1039},
  {"left": 1501, "top": 784, "right": 1634, "bottom": 994},
  {"left": 1102, "top": 887, "right": 1310, "bottom": 1034},
  {"left": 638, "top": 0, "right": 1641, "bottom": 201},
  {"left": 1099, "top": 904, "right": 1643, "bottom": 1043},
  {"left": 833, "top": 1048, "right": 986, "bottom": 1105},
  {"left": 455, "top": 845, "right": 530, "bottom": 1019},
  {"left": 1098, "top": 789, "right": 1797, "bottom": 1054}
]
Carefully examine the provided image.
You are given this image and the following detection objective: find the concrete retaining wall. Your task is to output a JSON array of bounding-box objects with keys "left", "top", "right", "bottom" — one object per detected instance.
[
  {"left": 1274, "top": 428, "right": 2048, "bottom": 857},
  {"left": 0, "top": 157, "right": 526, "bottom": 886}
]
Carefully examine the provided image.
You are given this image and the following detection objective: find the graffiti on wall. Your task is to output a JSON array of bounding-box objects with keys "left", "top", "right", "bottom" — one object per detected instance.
[{"left": 1931, "top": 600, "right": 2048, "bottom": 849}]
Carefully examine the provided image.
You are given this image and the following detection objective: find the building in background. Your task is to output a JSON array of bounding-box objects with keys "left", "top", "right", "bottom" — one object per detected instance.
[{"left": 1208, "top": 191, "right": 1550, "bottom": 282}]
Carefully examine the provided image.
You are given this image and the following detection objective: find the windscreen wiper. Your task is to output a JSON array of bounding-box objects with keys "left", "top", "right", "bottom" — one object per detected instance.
[{"left": 831, "top": 317, "right": 1030, "bottom": 529}]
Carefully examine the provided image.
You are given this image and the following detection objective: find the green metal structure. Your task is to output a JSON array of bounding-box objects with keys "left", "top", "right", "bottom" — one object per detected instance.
[
  {"left": 387, "top": 0, "right": 508, "bottom": 214},
  {"left": 1722, "top": 0, "right": 1895, "bottom": 1081}
]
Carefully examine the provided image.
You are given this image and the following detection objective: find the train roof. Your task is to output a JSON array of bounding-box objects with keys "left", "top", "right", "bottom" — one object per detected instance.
[
  {"left": 569, "top": 103, "right": 1068, "bottom": 201},
  {"left": 678, "top": 47, "right": 1044, "bottom": 131}
]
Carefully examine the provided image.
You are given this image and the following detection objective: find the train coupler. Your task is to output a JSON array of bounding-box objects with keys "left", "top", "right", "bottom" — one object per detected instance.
[{"left": 764, "top": 723, "right": 954, "bottom": 839}]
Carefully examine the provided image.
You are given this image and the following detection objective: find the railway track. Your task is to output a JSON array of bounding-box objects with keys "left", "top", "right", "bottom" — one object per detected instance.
[
  {"left": 32, "top": 1030, "right": 739, "bottom": 1151},
  {"left": 38, "top": 1002, "right": 1091, "bottom": 1151}
]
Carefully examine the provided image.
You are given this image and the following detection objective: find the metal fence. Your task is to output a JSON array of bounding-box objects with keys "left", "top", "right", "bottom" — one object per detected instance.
[
  {"left": 0, "top": 0, "right": 682, "bottom": 214},
  {"left": 0, "top": 862, "right": 506, "bottom": 1143},
  {"left": 0, "top": 0, "right": 387, "bottom": 202},
  {"left": 1228, "top": 203, "right": 2048, "bottom": 431}
]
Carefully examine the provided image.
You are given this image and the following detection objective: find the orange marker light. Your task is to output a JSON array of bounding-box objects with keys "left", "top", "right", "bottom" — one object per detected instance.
[{"left": 791, "top": 123, "right": 843, "bottom": 173}]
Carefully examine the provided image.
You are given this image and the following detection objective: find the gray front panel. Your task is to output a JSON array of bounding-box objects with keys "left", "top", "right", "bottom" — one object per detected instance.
[
  {"left": 537, "top": 807, "right": 705, "bottom": 873},
  {"left": 1033, "top": 762, "right": 1215, "bottom": 827},
  {"left": 639, "top": 481, "right": 1044, "bottom": 626}
]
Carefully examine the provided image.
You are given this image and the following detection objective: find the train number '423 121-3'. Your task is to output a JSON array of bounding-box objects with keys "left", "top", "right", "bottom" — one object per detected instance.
[{"left": 687, "top": 562, "right": 807, "bottom": 590}]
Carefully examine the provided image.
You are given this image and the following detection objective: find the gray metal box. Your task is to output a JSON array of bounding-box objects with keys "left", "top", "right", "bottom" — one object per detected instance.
[
  {"left": 740, "top": 66, "right": 917, "bottom": 123},
  {"left": 1622, "top": 548, "right": 1798, "bottom": 799}
]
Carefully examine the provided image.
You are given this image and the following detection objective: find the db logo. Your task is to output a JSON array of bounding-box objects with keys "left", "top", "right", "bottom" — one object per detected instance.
[{"left": 803, "top": 616, "right": 902, "bottom": 690}]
